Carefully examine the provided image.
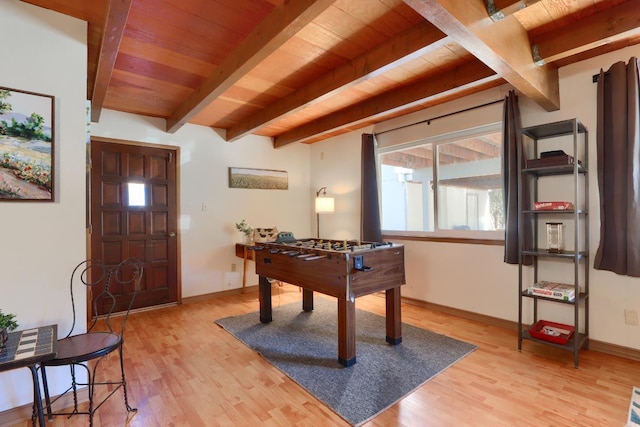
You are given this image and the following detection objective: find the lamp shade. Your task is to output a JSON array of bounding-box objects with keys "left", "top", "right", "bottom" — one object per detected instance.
[{"left": 315, "top": 196, "right": 335, "bottom": 213}]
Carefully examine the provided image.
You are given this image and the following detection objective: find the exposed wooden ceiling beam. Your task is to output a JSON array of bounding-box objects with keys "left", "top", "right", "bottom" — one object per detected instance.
[
  {"left": 532, "top": 0, "right": 640, "bottom": 65},
  {"left": 273, "top": 59, "right": 501, "bottom": 147},
  {"left": 440, "top": 174, "right": 502, "bottom": 190},
  {"left": 231, "top": 0, "right": 531, "bottom": 144},
  {"left": 381, "top": 140, "right": 502, "bottom": 169},
  {"left": 226, "top": 21, "right": 448, "bottom": 142},
  {"left": 405, "top": 146, "right": 432, "bottom": 160},
  {"left": 437, "top": 151, "right": 464, "bottom": 165},
  {"left": 403, "top": 0, "right": 559, "bottom": 112},
  {"left": 467, "top": 137, "right": 501, "bottom": 156},
  {"left": 165, "top": 0, "right": 336, "bottom": 134},
  {"left": 439, "top": 141, "right": 496, "bottom": 162},
  {"left": 91, "top": 0, "right": 131, "bottom": 123},
  {"left": 383, "top": 137, "right": 502, "bottom": 177},
  {"left": 380, "top": 152, "right": 431, "bottom": 169}
]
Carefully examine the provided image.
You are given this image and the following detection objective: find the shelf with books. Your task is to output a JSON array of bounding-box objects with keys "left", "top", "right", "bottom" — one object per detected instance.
[
  {"left": 522, "top": 209, "right": 585, "bottom": 215},
  {"left": 517, "top": 118, "right": 589, "bottom": 368},
  {"left": 521, "top": 249, "right": 587, "bottom": 259},
  {"left": 520, "top": 289, "right": 589, "bottom": 304},
  {"left": 522, "top": 164, "right": 587, "bottom": 176},
  {"left": 524, "top": 280, "right": 586, "bottom": 302}
]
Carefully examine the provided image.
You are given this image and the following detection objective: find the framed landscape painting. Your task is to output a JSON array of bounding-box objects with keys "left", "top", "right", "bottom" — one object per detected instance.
[
  {"left": 229, "top": 167, "right": 288, "bottom": 190},
  {"left": 0, "top": 86, "right": 55, "bottom": 201}
]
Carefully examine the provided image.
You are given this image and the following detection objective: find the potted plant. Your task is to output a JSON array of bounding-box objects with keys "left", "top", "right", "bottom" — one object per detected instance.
[
  {"left": 0, "top": 309, "right": 18, "bottom": 349},
  {"left": 235, "top": 219, "right": 254, "bottom": 243}
]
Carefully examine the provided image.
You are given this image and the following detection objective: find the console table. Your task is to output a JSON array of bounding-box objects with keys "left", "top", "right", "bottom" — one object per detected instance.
[
  {"left": 0, "top": 325, "right": 57, "bottom": 426},
  {"left": 235, "top": 243, "right": 255, "bottom": 292}
]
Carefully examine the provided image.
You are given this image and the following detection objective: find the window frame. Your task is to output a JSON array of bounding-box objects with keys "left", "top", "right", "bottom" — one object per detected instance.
[{"left": 377, "top": 122, "right": 505, "bottom": 242}]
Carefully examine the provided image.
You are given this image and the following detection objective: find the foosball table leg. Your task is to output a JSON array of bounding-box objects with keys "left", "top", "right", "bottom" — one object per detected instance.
[
  {"left": 337, "top": 297, "right": 356, "bottom": 367},
  {"left": 259, "top": 275, "right": 272, "bottom": 323},
  {"left": 302, "top": 289, "right": 314, "bottom": 312},
  {"left": 385, "top": 287, "right": 402, "bottom": 345}
]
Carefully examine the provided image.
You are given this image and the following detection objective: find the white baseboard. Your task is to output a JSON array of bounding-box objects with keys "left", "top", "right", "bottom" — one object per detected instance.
[{"left": 403, "top": 296, "right": 640, "bottom": 361}]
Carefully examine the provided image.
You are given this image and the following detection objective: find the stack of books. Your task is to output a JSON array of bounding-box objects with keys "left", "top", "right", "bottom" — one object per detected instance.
[{"left": 528, "top": 281, "right": 580, "bottom": 301}]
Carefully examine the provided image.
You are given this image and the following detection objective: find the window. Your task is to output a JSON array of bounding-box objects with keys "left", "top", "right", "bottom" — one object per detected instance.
[
  {"left": 127, "top": 182, "right": 146, "bottom": 206},
  {"left": 378, "top": 123, "right": 504, "bottom": 238}
]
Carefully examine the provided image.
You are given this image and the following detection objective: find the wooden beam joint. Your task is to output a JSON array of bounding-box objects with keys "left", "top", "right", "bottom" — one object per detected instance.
[{"left": 486, "top": 0, "right": 505, "bottom": 22}]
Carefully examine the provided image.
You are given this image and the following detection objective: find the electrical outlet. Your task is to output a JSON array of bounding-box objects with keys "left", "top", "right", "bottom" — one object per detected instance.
[
  {"left": 231, "top": 263, "right": 236, "bottom": 272},
  {"left": 625, "top": 309, "right": 639, "bottom": 326},
  {"left": 223, "top": 272, "right": 241, "bottom": 290}
]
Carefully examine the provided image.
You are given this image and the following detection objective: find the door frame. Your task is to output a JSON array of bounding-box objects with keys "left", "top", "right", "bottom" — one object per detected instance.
[{"left": 87, "top": 136, "right": 182, "bottom": 311}]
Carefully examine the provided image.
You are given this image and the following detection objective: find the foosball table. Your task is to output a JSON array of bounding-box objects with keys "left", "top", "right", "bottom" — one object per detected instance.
[{"left": 251, "top": 238, "right": 405, "bottom": 366}]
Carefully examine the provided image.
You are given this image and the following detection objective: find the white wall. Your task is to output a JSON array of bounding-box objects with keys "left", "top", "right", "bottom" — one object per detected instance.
[
  {"left": 311, "top": 45, "right": 640, "bottom": 350},
  {"left": 91, "top": 110, "right": 311, "bottom": 297},
  {"left": 0, "top": 0, "right": 88, "bottom": 412},
  {"left": 310, "top": 134, "right": 366, "bottom": 240}
]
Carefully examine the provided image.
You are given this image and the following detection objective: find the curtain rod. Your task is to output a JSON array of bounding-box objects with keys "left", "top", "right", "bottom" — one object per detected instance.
[
  {"left": 373, "top": 98, "right": 504, "bottom": 137},
  {"left": 592, "top": 70, "right": 609, "bottom": 83}
]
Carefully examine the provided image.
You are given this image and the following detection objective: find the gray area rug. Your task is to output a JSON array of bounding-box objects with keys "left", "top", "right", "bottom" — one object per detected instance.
[{"left": 215, "top": 298, "right": 476, "bottom": 426}]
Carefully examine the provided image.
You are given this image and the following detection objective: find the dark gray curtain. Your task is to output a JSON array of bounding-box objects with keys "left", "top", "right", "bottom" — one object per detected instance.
[
  {"left": 594, "top": 57, "right": 640, "bottom": 276},
  {"left": 503, "top": 90, "right": 531, "bottom": 265},
  {"left": 361, "top": 133, "right": 382, "bottom": 242}
]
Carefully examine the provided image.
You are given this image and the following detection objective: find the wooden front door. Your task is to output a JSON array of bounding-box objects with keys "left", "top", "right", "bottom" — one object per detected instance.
[{"left": 90, "top": 139, "right": 179, "bottom": 314}]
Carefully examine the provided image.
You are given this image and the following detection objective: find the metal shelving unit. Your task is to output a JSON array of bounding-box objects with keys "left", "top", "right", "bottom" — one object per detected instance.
[{"left": 517, "top": 118, "right": 589, "bottom": 367}]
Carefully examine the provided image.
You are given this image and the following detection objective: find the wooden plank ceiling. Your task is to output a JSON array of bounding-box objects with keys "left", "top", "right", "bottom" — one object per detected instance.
[{"left": 20, "top": 0, "right": 640, "bottom": 148}]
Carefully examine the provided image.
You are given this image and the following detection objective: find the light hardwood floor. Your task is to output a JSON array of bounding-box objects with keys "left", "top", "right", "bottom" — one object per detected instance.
[{"left": 8, "top": 284, "right": 640, "bottom": 426}]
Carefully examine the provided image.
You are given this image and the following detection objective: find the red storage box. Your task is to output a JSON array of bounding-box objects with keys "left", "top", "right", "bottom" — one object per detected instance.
[
  {"left": 529, "top": 320, "right": 574, "bottom": 344},
  {"left": 534, "top": 201, "right": 574, "bottom": 211}
]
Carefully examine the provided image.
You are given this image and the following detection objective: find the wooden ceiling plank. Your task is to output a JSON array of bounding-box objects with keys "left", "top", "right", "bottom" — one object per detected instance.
[
  {"left": 466, "top": 138, "right": 501, "bottom": 156},
  {"left": 165, "top": 0, "right": 337, "bottom": 133},
  {"left": 487, "top": 0, "right": 542, "bottom": 21},
  {"left": 439, "top": 142, "right": 493, "bottom": 161},
  {"left": 20, "top": 0, "right": 107, "bottom": 23},
  {"left": 91, "top": 0, "right": 132, "bottom": 123},
  {"left": 226, "top": 21, "right": 447, "bottom": 141},
  {"left": 532, "top": 0, "right": 640, "bottom": 65},
  {"left": 403, "top": 0, "right": 560, "bottom": 112},
  {"left": 381, "top": 152, "right": 431, "bottom": 168},
  {"left": 273, "top": 60, "right": 501, "bottom": 147}
]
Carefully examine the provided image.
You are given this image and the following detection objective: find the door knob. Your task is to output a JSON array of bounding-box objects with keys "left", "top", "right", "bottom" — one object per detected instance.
[{"left": 168, "top": 232, "right": 176, "bottom": 237}]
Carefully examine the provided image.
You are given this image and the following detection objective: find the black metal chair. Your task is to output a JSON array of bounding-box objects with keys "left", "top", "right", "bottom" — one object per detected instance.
[{"left": 39, "top": 258, "right": 143, "bottom": 426}]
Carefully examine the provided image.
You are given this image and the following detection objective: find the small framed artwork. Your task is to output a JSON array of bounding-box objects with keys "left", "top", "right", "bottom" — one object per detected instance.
[
  {"left": 229, "top": 167, "right": 288, "bottom": 190},
  {"left": 0, "top": 86, "right": 55, "bottom": 201}
]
